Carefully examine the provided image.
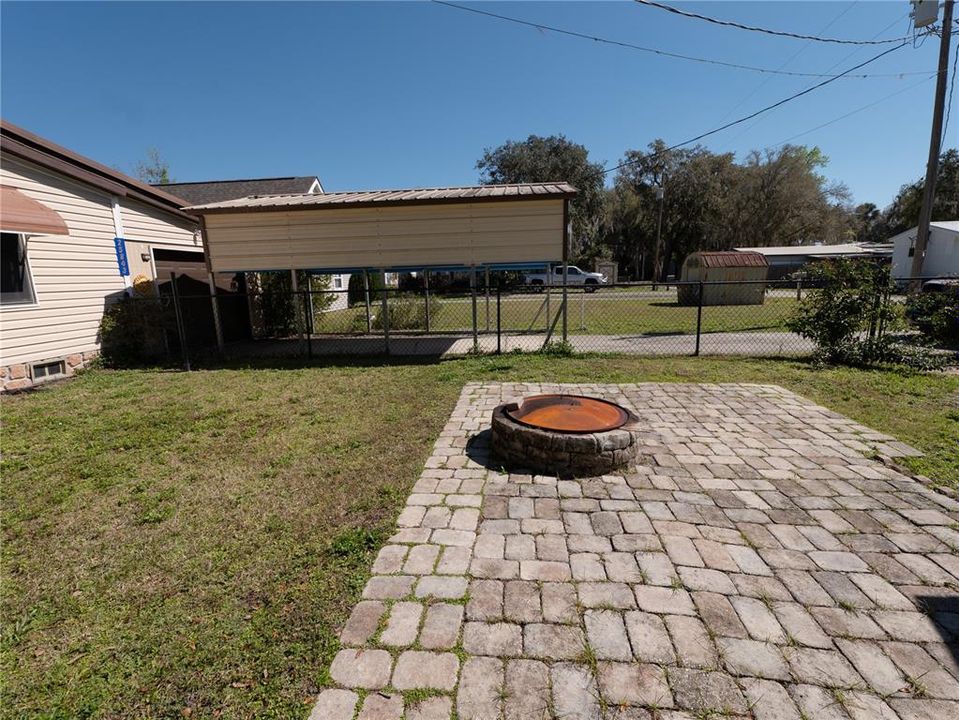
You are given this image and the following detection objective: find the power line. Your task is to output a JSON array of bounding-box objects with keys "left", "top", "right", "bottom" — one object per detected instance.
[
  {"left": 943, "top": 41, "right": 958, "bottom": 142},
  {"left": 603, "top": 41, "right": 911, "bottom": 175},
  {"left": 633, "top": 0, "right": 911, "bottom": 45},
  {"left": 432, "top": 1, "right": 929, "bottom": 79},
  {"left": 713, "top": 1, "right": 861, "bottom": 126},
  {"left": 726, "top": 10, "right": 915, "bottom": 144},
  {"left": 769, "top": 73, "right": 937, "bottom": 148}
]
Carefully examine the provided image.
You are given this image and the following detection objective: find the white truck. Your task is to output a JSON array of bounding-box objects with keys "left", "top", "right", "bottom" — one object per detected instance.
[{"left": 523, "top": 265, "right": 607, "bottom": 291}]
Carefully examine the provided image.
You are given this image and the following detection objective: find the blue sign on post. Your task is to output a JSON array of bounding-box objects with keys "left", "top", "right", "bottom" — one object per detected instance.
[{"left": 114, "top": 237, "right": 130, "bottom": 276}]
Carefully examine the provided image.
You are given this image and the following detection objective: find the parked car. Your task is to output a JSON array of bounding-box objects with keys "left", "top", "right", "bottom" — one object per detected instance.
[
  {"left": 523, "top": 266, "right": 607, "bottom": 292},
  {"left": 921, "top": 277, "right": 959, "bottom": 295}
]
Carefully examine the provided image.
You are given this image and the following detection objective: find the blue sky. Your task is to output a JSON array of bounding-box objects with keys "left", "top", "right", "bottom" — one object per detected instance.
[{"left": 1, "top": 1, "right": 953, "bottom": 206}]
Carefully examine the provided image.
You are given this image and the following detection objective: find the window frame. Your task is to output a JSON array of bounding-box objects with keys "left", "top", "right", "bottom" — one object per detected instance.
[{"left": 0, "top": 232, "right": 38, "bottom": 307}]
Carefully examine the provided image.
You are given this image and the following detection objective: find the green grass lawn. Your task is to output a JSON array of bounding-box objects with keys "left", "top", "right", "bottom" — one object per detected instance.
[
  {"left": 314, "top": 291, "right": 799, "bottom": 336},
  {"left": 2, "top": 356, "right": 956, "bottom": 719}
]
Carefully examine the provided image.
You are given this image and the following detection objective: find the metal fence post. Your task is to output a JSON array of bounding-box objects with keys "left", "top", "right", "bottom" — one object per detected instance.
[
  {"left": 302, "top": 289, "right": 313, "bottom": 359},
  {"left": 496, "top": 284, "right": 502, "bottom": 354},
  {"left": 694, "top": 281, "right": 704, "bottom": 356},
  {"left": 380, "top": 271, "right": 390, "bottom": 355},
  {"left": 170, "top": 272, "right": 191, "bottom": 371},
  {"left": 424, "top": 269, "right": 431, "bottom": 333},
  {"left": 470, "top": 266, "right": 479, "bottom": 352},
  {"left": 485, "top": 265, "right": 491, "bottom": 332},
  {"left": 364, "top": 271, "right": 373, "bottom": 333}
]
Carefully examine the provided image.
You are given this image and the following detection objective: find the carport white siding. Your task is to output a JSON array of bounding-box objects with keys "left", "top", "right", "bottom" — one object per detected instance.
[
  {"left": 0, "top": 156, "right": 126, "bottom": 366},
  {"left": 203, "top": 198, "right": 566, "bottom": 272}
]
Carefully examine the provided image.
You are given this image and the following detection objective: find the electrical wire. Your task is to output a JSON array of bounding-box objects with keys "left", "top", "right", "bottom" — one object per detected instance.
[
  {"left": 432, "top": 1, "right": 930, "bottom": 79},
  {"left": 726, "top": 9, "right": 915, "bottom": 144},
  {"left": 633, "top": 0, "right": 911, "bottom": 45},
  {"left": 943, "top": 41, "right": 958, "bottom": 144},
  {"left": 713, "top": 1, "right": 860, "bottom": 125},
  {"left": 768, "top": 73, "right": 938, "bottom": 148},
  {"left": 603, "top": 40, "right": 911, "bottom": 175}
]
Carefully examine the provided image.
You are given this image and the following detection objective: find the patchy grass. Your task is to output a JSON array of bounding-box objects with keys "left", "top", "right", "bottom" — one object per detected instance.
[{"left": 1, "top": 355, "right": 956, "bottom": 718}]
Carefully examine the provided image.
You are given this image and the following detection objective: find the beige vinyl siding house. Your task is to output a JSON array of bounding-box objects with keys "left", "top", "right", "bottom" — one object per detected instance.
[{"left": 0, "top": 121, "right": 199, "bottom": 391}]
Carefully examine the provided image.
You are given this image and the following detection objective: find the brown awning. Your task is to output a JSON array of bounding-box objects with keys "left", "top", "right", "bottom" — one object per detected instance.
[{"left": 1, "top": 185, "right": 69, "bottom": 235}]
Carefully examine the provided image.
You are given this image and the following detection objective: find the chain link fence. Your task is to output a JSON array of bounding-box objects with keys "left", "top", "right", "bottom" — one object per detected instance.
[{"left": 104, "top": 272, "right": 956, "bottom": 367}]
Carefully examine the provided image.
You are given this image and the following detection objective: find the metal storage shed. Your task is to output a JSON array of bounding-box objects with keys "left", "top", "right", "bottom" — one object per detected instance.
[
  {"left": 678, "top": 251, "right": 768, "bottom": 306},
  {"left": 185, "top": 182, "right": 577, "bottom": 350}
]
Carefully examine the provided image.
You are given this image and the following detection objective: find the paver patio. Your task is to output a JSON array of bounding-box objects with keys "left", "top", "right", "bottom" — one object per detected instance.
[{"left": 311, "top": 383, "right": 959, "bottom": 720}]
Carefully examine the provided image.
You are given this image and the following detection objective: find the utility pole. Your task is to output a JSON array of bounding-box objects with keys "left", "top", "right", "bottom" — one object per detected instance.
[{"left": 910, "top": 0, "right": 954, "bottom": 283}]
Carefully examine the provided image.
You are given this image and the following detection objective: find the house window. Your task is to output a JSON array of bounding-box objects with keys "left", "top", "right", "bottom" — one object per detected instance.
[
  {"left": 333, "top": 274, "right": 343, "bottom": 289},
  {"left": 1, "top": 232, "right": 36, "bottom": 305},
  {"left": 31, "top": 359, "right": 65, "bottom": 380}
]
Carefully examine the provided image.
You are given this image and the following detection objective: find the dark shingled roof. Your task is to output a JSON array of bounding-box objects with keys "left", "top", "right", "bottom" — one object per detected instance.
[{"left": 153, "top": 176, "right": 320, "bottom": 206}]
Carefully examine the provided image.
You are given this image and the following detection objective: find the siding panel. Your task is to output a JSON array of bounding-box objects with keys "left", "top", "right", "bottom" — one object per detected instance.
[
  {"left": 0, "top": 157, "right": 197, "bottom": 366},
  {"left": 204, "top": 199, "right": 565, "bottom": 272}
]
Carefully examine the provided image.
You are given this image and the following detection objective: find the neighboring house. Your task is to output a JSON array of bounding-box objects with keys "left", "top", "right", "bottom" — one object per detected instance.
[
  {"left": 153, "top": 176, "right": 353, "bottom": 310},
  {"left": 889, "top": 221, "right": 959, "bottom": 282},
  {"left": 0, "top": 120, "right": 202, "bottom": 391},
  {"left": 734, "top": 242, "right": 892, "bottom": 280}
]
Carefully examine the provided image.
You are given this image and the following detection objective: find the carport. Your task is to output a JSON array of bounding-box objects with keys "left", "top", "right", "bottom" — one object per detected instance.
[{"left": 185, "top": 182, "right": 576, "bottom": 353}]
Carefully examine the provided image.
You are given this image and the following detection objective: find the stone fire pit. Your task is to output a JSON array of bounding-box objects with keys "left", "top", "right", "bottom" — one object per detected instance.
[{"left": 491, "top": 394, "right": 642, "bottom": 477}]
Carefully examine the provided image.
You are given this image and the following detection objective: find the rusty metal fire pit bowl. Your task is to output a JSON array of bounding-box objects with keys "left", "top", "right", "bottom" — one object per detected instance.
[{"left": 491, "top": 394, "right": 642, "bottom": 477}]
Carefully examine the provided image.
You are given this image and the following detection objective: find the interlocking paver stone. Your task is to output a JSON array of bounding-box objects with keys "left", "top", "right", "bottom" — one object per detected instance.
[
  {"left": 462, "top": 621, "right": 522, "bottom": 657},
  {"left": 357, "top": 692, "right": 403, "bottom": 720},
  {"left": 310, "top": 689, "right": 358, "bottom": 720},
  {"left": 551, "top": 663, "right": 602, "bottom": 720},
  {"left": 504, "top": 659, "right": 550, "bottom": 720},
  {"left": 329, "top": 649, "right": 393, "bottom": 689},
  {"left": 309, "top": 382, "right": 949, "bottom": 720},
  {"left": 669, "top": 668, "right": 748, "bottom": 714},
  {"left": 457, "top": 656, "right": 503, "bottom": 720},
  {"left": 625, "top": 611, "right": 676, "bottom": 664},
  {"left": 597, "top": 661, "right": 673, "bottom": 708},
  {"left": 391, "top": 651, "right": 459, "bottom": 690},
  {"left": 379, "top": 601, "right": 422, "bottom": 647},
  {"left": 419, "top": 603, "right": 463, "bottom": 650},
  {"left": 717, "top": 638, "right": 790, "bottom": 680},
  {"left": 524, "top": 623, "right": 585, "bottom": 660},
  {"left": 585, "top": 610, "right": 632, "bottom": 661}
]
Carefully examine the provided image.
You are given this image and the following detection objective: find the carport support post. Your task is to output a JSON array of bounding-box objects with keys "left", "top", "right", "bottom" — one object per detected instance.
[
  {"left": 470, "top": 266, "right": 479, "bottom": 352},
  {"left": 424, "top": 270, "right": 431, "bottom": 333},
  {"left": 207, "top": 272, "right": 225, "bottom": 354},
  {"left": 363, "top": 271, "right": 372, "bottom": 333},
  {"left": 199, "top": 217, "right": 224, "bottom": 354},
  {"left": 380, "top": 270, "right": 391, "bottom": 355},
  {"left": 485, "top": 266, "right": 491, "bottom": 332},
  {"left": 545, "top": 263, "right": 551, "bottom": 333},
  {"left": 290, "top": 269, "right": 304, "bottom": 352}
]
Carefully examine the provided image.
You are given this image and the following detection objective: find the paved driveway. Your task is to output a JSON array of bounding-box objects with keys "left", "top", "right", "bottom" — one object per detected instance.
[{"left": 311, "top": 383, "right": 959, "bottom": 720}]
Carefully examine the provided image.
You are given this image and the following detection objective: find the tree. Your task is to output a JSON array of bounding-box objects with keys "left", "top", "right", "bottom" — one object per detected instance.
[
  {"left": 601, "top": 141, "right": 854, "bottom": 280},
  {"left": 476, "top": 135, "right": 605, "bottom": 261},
  {"left": 883, "top": 148, "right": 959, "bottom": 234},
  {"left": 135, "top": 148, "right": 173, "bottom": 184}
]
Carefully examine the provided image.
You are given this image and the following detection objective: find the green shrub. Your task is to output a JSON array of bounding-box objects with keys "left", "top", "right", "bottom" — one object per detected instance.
[
  {"left": 370, "top": 293, "right": 441, "bottom": 331},
  {"left": 785, "top": 259, "right": 934, "bottom": 367},
  {"left": 98, "top": 296, "right": 169, "bottom": 367},
  {"left": 906, "top": 291, "right": 959, "bottom": 346}
]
